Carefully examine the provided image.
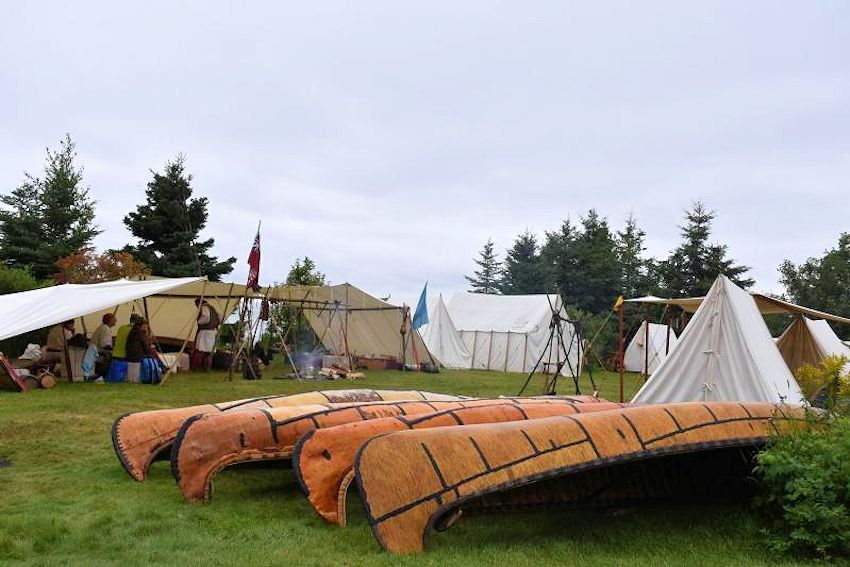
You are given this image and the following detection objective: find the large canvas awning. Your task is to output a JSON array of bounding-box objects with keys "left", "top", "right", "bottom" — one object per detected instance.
[
  {"left": 0, "top": 277, "right": 247, "bottom": 342},
  {"left": 626, "top": 293, "right": 850, "bottom": 324}
]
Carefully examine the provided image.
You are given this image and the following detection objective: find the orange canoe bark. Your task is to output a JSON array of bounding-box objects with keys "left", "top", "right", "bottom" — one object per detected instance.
[
  {"left": 354, "top": 402, "right": 808, "bottom": 553},
  {"left": 293, "top": 399, "right": 628, "bottom": 526},
  {"left": 171, "top": 396, "right": 609, "bottom": 503},
  {"left": 112, "top": 389, "right": 466, "bottom": 481}
]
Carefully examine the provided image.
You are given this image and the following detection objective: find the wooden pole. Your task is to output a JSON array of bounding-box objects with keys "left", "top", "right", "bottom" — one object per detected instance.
[
  {"left": 617, "top": 302, "right": 625, "bottom": 403},
  {"left": 643, "top": 303, "right": 651, "bottom": 381},
  {"left": 666, "top": 306, "right": 673, "bottom": 355},
  {"left": 160, "top": 281, "right": 207, "bottom": 386}
]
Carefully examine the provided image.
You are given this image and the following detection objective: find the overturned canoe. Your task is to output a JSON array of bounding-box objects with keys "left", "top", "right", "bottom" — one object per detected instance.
[
  {"left": 112, "top": 389, "right": 466, "bottom": 481},
  {"left": 171, "top": 396, "right": 608, "bottom": 503},
  {"left": 293, "top": 399, "right": 628, "bottom": 526},
  {"left": 354, "top": 402, "right": 807, "bottom": 553}
]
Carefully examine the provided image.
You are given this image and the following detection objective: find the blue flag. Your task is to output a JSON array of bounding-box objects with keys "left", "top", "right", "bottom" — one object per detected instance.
[{"left": 412, "top": 283, "right": 429, "bottom": 330}]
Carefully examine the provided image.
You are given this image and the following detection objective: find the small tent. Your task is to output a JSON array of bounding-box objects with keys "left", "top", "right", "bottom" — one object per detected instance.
[
  {"left": 632, "top": 275, "right": 804, "bottom": 404},
  {"left": 417, "top": 295, "right": 472, "bottom": 369},
  {"left": 447, "top": 292, "right": 582, "bottom": 376},
  {"left": 776, "top": 316, "right": 850, "bottom": 374},
  {"left": 624, "top": 321, "right": 679, "bottom": 375}
]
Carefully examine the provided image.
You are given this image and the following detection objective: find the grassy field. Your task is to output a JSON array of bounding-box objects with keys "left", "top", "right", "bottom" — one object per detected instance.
[{"left": 0, "top": 365, "right": 837, "bottom": 566}]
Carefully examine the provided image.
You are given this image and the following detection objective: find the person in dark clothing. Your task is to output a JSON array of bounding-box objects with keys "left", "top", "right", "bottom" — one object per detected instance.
[{"left": 125, "top": 320, "right": 162, "bottom": 384}]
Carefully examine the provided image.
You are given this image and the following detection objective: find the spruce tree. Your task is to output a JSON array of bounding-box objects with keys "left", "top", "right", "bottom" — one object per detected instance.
[
  {"left": 616, "top": 214, "right": 650, "bottom": 298},
  {"left": 540, "top": 219, "right": 580, "bottom": 300},
  {"left": 0, "top": 134, "right": 100, "bottom": 279},
  {"left": 572, "top": 209, "right": 621, "bottom": 313},
  {"left": 465, "top": 239, "right": 502, "bottom": 294},
  {"left": 500, "top": 230, "right": 545, "bottom": 294},
  {"left": 123, "top": 155, "right": 235, "bottom": 280},
  {"left": 661, "top": 201, "right": 753, "bottom": 296}
]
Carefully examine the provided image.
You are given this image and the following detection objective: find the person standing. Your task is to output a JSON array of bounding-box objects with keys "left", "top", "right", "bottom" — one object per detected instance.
[{"left": 194, "top": 299, "right": 220, "bottom": 371}]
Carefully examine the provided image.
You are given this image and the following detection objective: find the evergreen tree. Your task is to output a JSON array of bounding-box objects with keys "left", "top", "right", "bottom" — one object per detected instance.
[
  {"left": 123, "top": 155, "right": 235, "bottom": 280},
  {"left": 500, "top": 230, "right": 545, "bottom": 294},
  {"left": 616, "top": 214, "right": 650, "bottom": 298},
  {"left": 780, "top": 233, "right": 850, "bottom": 333},
  {"left": 540, "top": 219, "right": 580, "bottom": 300},
  {"left": 465, "top": 238, "right": 502, "bottom": 294},
  {"left": 660, "top": 201, "right": 753, "bottom": 296},
  {"left": 571, "top": 209, "right": 621, "bottom": 313},
  {"left": 0, "top": 134, "right": 100, "bottom": 279}
]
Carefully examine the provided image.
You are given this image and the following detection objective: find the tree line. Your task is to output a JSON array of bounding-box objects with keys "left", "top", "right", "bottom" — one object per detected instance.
[
  {"left": 466, "top": 203, "right": 850, "bottom": 351},
  {"left": 0, "top": 134, "right": 236, "bottom": 292}
]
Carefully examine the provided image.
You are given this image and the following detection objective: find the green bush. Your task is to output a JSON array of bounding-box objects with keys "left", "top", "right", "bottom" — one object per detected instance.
[{"left": 755, "top": 415, "right": 850, "bottom": 558}]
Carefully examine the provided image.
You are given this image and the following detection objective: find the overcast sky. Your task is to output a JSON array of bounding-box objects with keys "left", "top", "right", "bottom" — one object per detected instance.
[{"left": 1, "top": 2, "right": 848, "bottom": 299}]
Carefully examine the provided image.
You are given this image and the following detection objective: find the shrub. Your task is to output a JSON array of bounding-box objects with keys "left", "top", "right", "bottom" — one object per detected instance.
[{"left": 756, "top": 412, "right": 850, "bottom": 558}]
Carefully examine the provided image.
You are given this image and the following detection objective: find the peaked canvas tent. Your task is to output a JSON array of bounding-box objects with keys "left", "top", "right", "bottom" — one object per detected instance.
[
  {"left": 632, "top": 275, "right": 804, "bottom": 404},
  {"left": 417, "top": 295, "right": 472, "bottom": 369},
  {"left": 267, "top": 283, "right": 435, "bottom": 365},
  {"left": 447, "top": 292, "right": 582, "bottom": 376},
  {"left": 776, "top": 316, "right": 850, "bottom": 374},
  {"left": 624, "top": 321, "right": 679, "bottom": 375}
]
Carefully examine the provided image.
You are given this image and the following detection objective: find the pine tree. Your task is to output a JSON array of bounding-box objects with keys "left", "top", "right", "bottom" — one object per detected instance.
[
  {"left": 572, "top": 209, "right": 621, "bottom": 313},
  {"left": 661, "top": 201, "right": 753, "bottom": 297},
  {"left": 0, "top": 134, "right": 100, "bottom": 279},
  {"left": 123, "top": 155, "right": 235, "bottom": 281},
  {"left": 465, "top": 239, "right": 502, "bottom": 294},
  {"left": 500, "top": 230, "right": 545, "bottom": 294},
  {"left": 616, "top": 214, "right": 650, "bottom": 298},
  {"left": 540, "top": 219, "right": 580, "bottom": 300}
]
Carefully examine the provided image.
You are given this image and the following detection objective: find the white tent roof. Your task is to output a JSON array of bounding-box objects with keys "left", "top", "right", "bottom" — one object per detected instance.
[
  {"left": 448, "top": 292, "right": 562, "bottom": 334},
  {"left": 0, "top": 277, "right": 204, "bottom": 342},
  {"left": 447, "top": 292, "right": 582, "bottom": 376},
  {"left": 632, "top": 275, "right": 804, "bottom": 404},
  {"left": 418, "top": 295, "right": 471, "bottom": 369},
  {"left": 624, "top": 321, "right": 679, "bottom": 375}
]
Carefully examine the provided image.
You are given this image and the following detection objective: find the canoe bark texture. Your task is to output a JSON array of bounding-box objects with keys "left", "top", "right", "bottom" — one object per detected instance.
[
  {"left": 353, "top": 402, "right": 807, "bottom": 553},
  {"left": 292, "top": 399, "right": 628, "bottom": 526},
  {"left": 171, "top": 396, "right": 609, "bottom": 503},
  {"left": 112, "top": 389, "right": 467, "bottom": 481}
]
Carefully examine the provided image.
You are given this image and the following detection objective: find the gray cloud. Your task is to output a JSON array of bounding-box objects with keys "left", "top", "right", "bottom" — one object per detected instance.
[{"left": 1, "top": 1, "right": 848, "bottom": 299}]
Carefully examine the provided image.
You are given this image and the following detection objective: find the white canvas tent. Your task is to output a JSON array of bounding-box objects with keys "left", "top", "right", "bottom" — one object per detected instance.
[
  {"left": 776, "top": 316, "right": 850, "bottom": 373},
  {"left": 624, "top": 321, "right": 679, "bottom": 375},
  {"left": 632, "top": 275, "right": 804, "bottom": 404},
  {"left": 417, "top": 295, "right": 472, "bottom": 369},
  {"left": 268, "top": 283, "right": 435, "bottom": 365},
  {"left": 447, "top": 292, "right": 582, "bottom": 376}
]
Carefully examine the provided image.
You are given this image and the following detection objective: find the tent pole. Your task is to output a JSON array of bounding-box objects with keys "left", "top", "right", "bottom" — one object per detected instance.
[
  {"left": 643, "top": 304, "right": 651, "bottom": 381},
  {"left": 486, "top": 330, "right": 494, "bottom": 371},
  {"left": 470, "top": 331, "right": 478, "bottom": 370},
  {"left": 617, "top": 301, "right": 625, "bottom": 403},
  {"left": 504, "top": 331, "right": 510, "bottom": 372},
  {"left": 522, "top": 334, "right": 528, "bottom": 372},
  {"left": 666, "top": 306, "right": 673, "bottom": 355},
  {"left": 160, "top": 281, "right": 207, "bottom": 386}
]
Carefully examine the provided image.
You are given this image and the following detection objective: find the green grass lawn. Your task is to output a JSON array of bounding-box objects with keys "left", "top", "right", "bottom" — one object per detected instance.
[{"left": 0, "top": 365, "right": 837, "bottom": 566}]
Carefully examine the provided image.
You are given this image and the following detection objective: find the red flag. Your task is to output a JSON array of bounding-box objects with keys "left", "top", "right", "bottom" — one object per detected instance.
[{"left": 246, "top": 226, "right": 261, "bottom": 290}]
